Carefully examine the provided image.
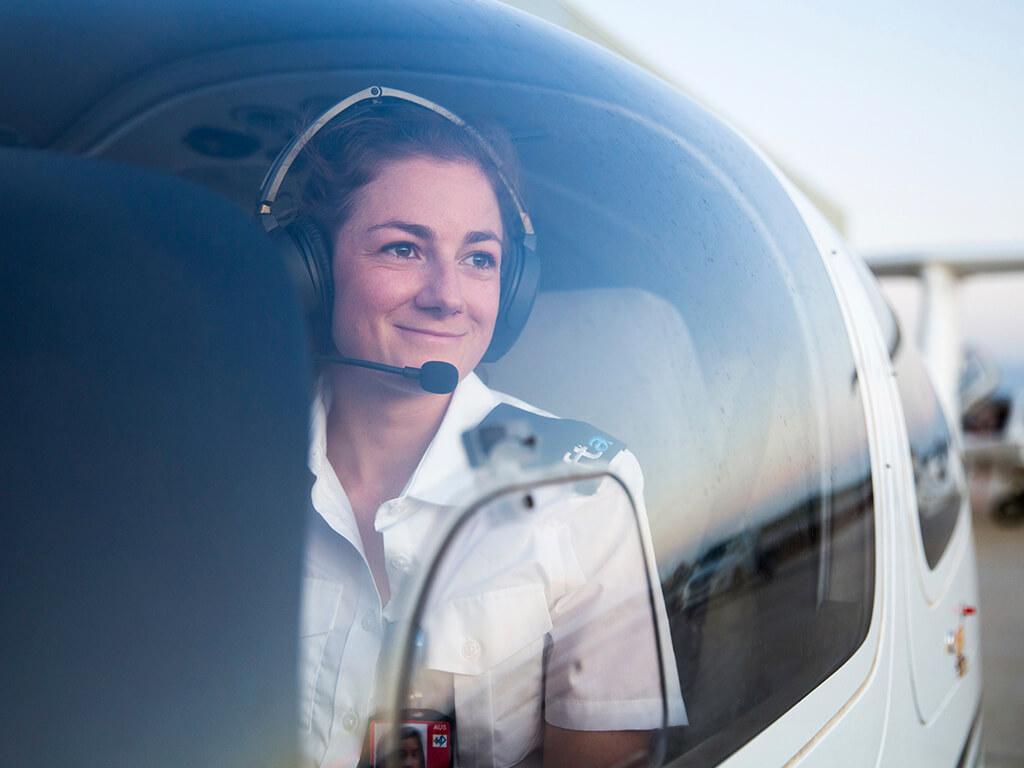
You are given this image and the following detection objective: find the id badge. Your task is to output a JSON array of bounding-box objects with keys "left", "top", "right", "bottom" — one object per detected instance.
[{"left": 366, "top": 709, "right": 455, "bottom": 768}]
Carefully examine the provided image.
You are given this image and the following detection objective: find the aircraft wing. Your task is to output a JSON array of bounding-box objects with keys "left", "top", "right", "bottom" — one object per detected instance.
[{"left": 864, "top": 245, "right": 1024, "bottom": 277}]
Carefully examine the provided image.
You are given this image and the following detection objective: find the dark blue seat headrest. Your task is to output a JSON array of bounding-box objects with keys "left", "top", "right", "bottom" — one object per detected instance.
[{"left": 0, "top": 148, "right": 310, "bottom": 768}]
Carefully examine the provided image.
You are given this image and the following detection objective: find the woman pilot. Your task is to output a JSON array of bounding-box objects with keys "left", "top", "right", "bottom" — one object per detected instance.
[{"left": 280, "top": 90, "right": 685, "bottom": 768}]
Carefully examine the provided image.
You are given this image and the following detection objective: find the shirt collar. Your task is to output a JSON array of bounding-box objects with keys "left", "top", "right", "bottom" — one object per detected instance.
[
  {"left": 308, "top": 384, "right": 364, "bottom": 550},
  {"left": 389, "top": 371, "right": 499, "bottom": 511},
  {"left": 310, "top": 373, "right": 500, "bottom": 533}
]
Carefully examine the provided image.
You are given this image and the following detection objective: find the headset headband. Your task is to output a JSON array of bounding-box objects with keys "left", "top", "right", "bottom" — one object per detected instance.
[{"left": 256, "top": 85, "right": 535, "bottom": 251}]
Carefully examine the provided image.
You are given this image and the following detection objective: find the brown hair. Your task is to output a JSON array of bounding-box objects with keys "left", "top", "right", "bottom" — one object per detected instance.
[{"left": 300, "top": 99, "right": 524, "bottom": 268}]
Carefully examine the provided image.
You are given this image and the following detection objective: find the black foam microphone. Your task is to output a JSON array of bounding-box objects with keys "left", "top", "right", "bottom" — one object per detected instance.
[{"left": 316, "top": 355, "right": 459, "bottom": 395}]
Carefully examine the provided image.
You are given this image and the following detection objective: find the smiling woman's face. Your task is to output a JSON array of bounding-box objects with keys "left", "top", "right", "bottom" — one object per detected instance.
[{"left": 329, "top": 155, "right": 504, "bottom": 386}]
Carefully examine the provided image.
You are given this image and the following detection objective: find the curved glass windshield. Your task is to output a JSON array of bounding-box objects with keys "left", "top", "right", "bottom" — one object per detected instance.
[
  {"left": 79, "top": 53, "right": 876, "bottom": 767},
  {"left": 387, "top": 472, "right": 674, "bottom": 768},
  {"left": 475, "top": 86, "right": 874, "bottom": 765}
]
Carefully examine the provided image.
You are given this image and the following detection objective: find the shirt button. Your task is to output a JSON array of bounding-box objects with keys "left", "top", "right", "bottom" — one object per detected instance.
[
  {"left": 361, "top": 611, "right": 377, "bottom": 632},
  {"left": 390, "top": 554, "right": 412, "bottom": 571},
  {"left": 380, "top": 498, "right": 410, "bottom": 517},
  {"left": 461, "top": 638, "right": 481, "bottom": 659},
  {"left": 342, "top": 711, "right": 359, "bottom": 732}
]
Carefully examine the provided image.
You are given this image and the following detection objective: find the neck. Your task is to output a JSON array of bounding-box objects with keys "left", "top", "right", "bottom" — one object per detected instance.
[{"left": 324, "top": 366, "right": 455, "bottom": 503}]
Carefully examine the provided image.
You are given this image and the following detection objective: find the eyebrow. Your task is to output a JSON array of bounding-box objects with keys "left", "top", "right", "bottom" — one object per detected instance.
[
  {"left": 368, "top": 220, "right": 433, "bottom": 240},
  {"left": 465, "top": 229, "right": 502, "bottom": 247},
  {"left": 369, "top": 219, "right": 502, "bottom": 247}
]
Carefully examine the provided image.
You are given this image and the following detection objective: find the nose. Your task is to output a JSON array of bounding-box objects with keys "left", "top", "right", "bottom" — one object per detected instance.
[{"left": 415, "top": 258, "right": 465, "bottom": 316}]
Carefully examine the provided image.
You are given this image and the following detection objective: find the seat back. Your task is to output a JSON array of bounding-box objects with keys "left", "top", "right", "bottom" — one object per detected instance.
[
  {"left": 0, "top": 149, "right": 310, "bottom": 768},
  {"left": 479, "top": 287, "right": 713, "bottom": 565}
]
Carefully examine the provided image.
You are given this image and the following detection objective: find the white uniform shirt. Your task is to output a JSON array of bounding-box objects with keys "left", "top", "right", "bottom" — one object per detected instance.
[{"left": 300, "top": 373, "right": 685, "bottom": 768}]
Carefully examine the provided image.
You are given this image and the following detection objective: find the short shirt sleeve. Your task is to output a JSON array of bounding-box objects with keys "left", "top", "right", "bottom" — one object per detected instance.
[{"left": 542, "top": 449, "right": 687, "bottom": 731}]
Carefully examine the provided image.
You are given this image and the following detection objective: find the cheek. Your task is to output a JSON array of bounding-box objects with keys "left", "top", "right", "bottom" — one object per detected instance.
[
  {"left": 329, "top": 267, "right": 394, "bottom": 350},
  {"left": 332, "top": 265, "right": 411, "bottom": 325},
  {"left": 469, "top": 278, "right": 502, "bottom": 329}
]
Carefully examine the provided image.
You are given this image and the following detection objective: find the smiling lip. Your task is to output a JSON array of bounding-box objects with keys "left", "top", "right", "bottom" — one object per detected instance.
[{"left": 396, "top": 326, "right": 467, "bottom": 339}]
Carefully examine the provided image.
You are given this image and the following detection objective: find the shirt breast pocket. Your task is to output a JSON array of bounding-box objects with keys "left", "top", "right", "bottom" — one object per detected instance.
[
  {"left": 422, "top": 583, "right": 552, "bottom": 768},
  {"left": 298, "top": 576, "right": 344, "bottom": 736}
]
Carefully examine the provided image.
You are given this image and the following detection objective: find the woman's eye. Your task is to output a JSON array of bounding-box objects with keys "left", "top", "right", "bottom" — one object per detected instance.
[
  {"left": 383, "top": 242, "right": 416, "bottom": 259},
  {"left": 465, "top": 252, "right": 497, "bottom": 270}
]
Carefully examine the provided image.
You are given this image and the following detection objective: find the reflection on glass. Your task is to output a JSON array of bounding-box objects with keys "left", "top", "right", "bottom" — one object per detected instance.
[
  {"left": 472, "top": 89, "right": 879, "bottom": 764},
  {"left": 278, "top": 78, "right": 883, "bottom": 768},
  {"left": 649, "top": 255, "right": 876, "bottom": 765},
  {"left": 385, "top": 473, "right": 681, "bottom": 768},
  {"left": 661, "top": 471, "right": 873, "bottom": 760}
]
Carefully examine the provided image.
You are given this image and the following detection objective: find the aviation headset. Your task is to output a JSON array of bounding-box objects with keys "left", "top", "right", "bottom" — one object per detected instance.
[{"left": 257, "top": 85, "right": 540, "bottom": 363}]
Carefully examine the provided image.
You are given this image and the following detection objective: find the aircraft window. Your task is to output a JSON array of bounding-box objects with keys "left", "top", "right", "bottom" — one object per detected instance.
[
  {"left": 461, "top": 89, "right": 875, "bottom": 765},
  {"left": 89, "top": 73, "right": 876, "bottom": 766},
  {"left": 895, "top": 344, "right": 966, "bottom": 568},
  {"left": 394, "top": 475, "right": 676, "bottom": 768},
  {"left": 851, "top": 260, "right": 965, "bottom": 569},
  {"left": 963, "top": 396, "right": 1011, "bottom": 436}
]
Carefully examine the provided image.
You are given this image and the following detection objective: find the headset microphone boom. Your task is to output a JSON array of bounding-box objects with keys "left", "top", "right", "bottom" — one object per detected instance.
[{"left": 315, "top": 355, "right": 459, "bottom": 395}]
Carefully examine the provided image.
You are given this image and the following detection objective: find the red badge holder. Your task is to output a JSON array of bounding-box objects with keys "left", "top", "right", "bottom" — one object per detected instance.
[{"left": 361, "top": 708, "right": 456, "bottom": 768}]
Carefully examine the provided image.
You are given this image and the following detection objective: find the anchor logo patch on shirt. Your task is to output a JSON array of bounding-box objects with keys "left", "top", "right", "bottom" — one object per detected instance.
[
  {"left": 464, "top": 402, "right": 625, "bottom": 476},
  {"left": 564, "top": 436, "right": 614, "bottom": 464}
]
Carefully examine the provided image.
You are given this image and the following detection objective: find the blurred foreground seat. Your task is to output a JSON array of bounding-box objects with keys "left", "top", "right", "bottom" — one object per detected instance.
[{"left": 0, "top": 149, "right": 311, "bottom": 768}]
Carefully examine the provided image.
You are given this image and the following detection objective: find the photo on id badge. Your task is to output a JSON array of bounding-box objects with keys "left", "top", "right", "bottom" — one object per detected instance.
[{"left": 370, "top": 713, "right": 453, "bottom": 768}]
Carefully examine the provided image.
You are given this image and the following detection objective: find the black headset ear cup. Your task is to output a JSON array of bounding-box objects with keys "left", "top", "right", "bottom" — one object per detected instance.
[
  {"left": 482, "top": 239, "right": 540, "bottom": 363},
  {"left": 270, "top": 216, "right": 333, "bottom": 350}
]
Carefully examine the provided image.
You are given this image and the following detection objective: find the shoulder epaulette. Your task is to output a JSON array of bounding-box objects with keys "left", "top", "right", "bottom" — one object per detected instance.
[{"left": 462, "top": 402, "right": 626, "bottom": 472}]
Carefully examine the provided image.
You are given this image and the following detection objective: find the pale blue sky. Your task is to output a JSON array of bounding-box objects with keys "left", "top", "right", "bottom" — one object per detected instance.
[
  {"left": 570, "top": 0, "right": 1023, "bottom": 253},
  {"left": 569, "top": 0, "right": 1024, "bottom": 369}
]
